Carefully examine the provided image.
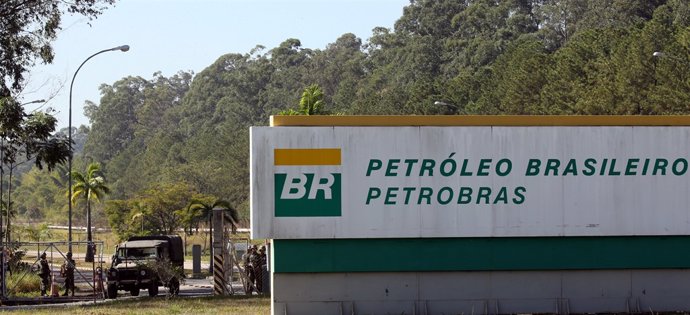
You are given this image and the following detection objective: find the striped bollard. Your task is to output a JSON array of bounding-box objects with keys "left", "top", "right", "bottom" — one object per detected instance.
[
  {"left": 213, "top": 254, "right": 225, "bottom": 295},
  {"left": 212, "top": 208, "right": 227, "bottom": 295}
]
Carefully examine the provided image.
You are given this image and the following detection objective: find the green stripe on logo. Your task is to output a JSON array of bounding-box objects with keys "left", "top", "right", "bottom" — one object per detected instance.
[{"left": 274, "top": 173, "right": 341, "bottom": 217}]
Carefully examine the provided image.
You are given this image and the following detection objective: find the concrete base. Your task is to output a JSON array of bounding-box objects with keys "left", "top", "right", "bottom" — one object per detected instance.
[{"left": 272, "top": 269, "right": 690, "bottom": 315}]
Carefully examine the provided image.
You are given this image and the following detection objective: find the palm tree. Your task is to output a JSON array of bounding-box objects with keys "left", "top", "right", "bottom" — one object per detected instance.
[
  {"left": 22, "top": 223, "right": 52, "bottom": 256},
  {"left": 186, "top": 199, "right": 239, "bottom": 272},
  {"left": 298, "top": 84, "right": 325, "bottom": 115},
  {"left": 130, "top": 201, "right": 149, "bottom": 235},
  {"left": 278, "top": 84, "right": 327, "bottom": 115},
  {"left": 71, "top": 162, "right": 110, "bottom": 262}
]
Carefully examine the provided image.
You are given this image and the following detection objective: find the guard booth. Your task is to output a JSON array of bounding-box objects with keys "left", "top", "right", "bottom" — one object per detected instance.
[{"left": 251, "top": 115, "right": 690, "bottom": 315}]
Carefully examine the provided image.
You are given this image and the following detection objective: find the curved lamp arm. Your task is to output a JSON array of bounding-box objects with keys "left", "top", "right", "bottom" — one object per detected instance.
[{"left": 67, "top": 45, "right": 129, "bottom": 253}]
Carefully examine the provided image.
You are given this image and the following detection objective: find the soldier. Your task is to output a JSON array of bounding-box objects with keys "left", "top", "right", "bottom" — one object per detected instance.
[
  {"left": 253, "top": 246, "right": 267, "bottom": 294},
  {"left": 94, "top": 267, "right": 104, "bottom": 294},
  {"left": 251, "top": 246, "right": 265, "bottom": 293},
  {"left": 243, "top": 245, "right": 256, "bottom": 294},
  {"left": 38, "top": 252, "right": 50, "bottom": 296},
  {"left": 60, "top": 252, "right": 75, "bottom": 296}
]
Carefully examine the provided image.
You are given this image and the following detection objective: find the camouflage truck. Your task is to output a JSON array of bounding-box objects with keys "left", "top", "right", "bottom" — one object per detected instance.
[{"left": 106, "top": 235, "right": 184, "bottom": 298}]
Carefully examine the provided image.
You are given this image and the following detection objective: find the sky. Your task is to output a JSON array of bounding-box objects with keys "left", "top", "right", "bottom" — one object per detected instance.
[{"left": 24, "top": 0, "right": 409, "bottom": 129}]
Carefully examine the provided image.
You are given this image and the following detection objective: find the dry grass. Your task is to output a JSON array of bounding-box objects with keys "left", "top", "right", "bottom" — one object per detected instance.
[{"left": 4, "top": 296, "right": 270, "bottom": 314}]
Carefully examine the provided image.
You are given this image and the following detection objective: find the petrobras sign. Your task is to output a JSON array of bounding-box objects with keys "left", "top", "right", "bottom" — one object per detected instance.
[{"left": 250, "top": 126, "right": 690, "bottom": 239}]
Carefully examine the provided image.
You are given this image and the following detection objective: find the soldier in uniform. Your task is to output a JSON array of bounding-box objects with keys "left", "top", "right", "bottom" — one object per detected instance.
[
  {"left": 38, "top": 252, "right": 50, "bottom": 296},
  {"left": 60, "top": 252, "right": 75, "bottom": 296},
  {"left": 251, "top": 246, "right": 265, "bottom": 294},
  {"left": 242, "top": 245, "right": 256, "bottom": 294},
  {"left": 254, "top": 246, "right": 267, "bottom": 294}
]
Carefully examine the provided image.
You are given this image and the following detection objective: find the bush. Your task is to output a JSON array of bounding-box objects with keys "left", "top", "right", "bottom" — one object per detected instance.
[
  {"left": 141, "top": 259, "right": 185, "bottom": 297},
  {"left": 7, "top": 270, "right": 41, "bottom": 295}
]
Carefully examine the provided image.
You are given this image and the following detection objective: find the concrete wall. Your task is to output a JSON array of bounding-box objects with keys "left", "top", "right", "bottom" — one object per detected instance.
[{"left": 272, "top": 270, "right": 690, "bottom": 315}]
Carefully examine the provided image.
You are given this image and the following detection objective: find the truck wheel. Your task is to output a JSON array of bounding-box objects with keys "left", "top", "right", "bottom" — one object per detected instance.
[
  {"left": 130, "top": 287, "right": 140, "bottom": 296},
  {"left": 107, "top": 284, "right": 118, "bottom": 299},
  {"left": 148, "top": 282, "right": 159, "bottom": 297}
]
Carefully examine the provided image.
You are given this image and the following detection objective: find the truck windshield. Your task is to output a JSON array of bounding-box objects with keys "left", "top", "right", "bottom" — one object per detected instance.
[{"left": 118, "top": 247, "right": 158, "bottom": 259}]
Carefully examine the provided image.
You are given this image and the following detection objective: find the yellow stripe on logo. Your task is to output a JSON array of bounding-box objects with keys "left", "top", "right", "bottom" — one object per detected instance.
[{"left": 274, "top": 148, "right": 341, "bottom": 166}]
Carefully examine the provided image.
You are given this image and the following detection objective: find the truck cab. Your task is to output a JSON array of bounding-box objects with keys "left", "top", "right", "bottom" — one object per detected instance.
[{"left": 106, "top": 235, "right": 184, "bottom": 298}]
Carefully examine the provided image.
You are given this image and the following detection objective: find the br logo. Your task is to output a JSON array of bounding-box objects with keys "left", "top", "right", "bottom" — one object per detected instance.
[{"left": 274, "top": 148, "right": 342, "bottom": 217}]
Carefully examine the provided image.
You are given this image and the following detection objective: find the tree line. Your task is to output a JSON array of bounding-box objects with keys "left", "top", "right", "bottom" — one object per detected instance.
[{"left": 4, "top": 0, "right": 690, "bottom": 240}]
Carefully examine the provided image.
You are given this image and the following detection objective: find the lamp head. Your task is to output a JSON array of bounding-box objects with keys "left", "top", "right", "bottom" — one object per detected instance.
[
  {"left": 117, "top": 45, "right": 130, "bottom": 52},
  {"left": 653, "top": 51, "right": 664, "bottom": 57}
]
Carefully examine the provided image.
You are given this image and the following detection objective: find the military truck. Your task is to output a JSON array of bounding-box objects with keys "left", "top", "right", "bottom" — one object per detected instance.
[{"left": 106, "top": 235, "right": 184, "bottom": 298}]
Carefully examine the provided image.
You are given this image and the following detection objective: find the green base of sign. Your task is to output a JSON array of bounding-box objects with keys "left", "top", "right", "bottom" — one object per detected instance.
[{"left": 274, "top": 236, "right": 690, "bottom": 273}]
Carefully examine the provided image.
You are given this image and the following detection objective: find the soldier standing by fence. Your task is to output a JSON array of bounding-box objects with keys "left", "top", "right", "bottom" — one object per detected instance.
[
  {"left": 60, "top": 252, "right": 75, "bottom": 296},
  {"left": 252, "top": 246, "right": 266, "bottom": 294},
  {"left": 38, "top": 252, "right": 50, "bottom": 296},
  {"left": 243, "top": 245, "right": 256, "bottom": 294}
]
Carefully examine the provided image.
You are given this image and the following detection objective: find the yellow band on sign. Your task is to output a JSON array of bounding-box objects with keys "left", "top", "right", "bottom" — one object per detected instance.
[{"left": 274, "top": 148, "right": 341, "bottom": 166}]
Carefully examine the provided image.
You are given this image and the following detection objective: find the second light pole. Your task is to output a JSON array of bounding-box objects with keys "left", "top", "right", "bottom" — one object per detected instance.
[{"left": 68, "top": 45, "right": 129, "bottom": 261}]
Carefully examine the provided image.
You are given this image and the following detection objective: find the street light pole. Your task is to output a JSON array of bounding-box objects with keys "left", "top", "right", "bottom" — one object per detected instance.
[{"left": 68, "top": 45, "right": 129, "bottom": 258}]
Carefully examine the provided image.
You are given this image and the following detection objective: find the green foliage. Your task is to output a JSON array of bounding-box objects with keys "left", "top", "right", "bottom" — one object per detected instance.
[
  {"left": 0, "top": 0, "right": 116, "bottom": 96},
  {"left": 20, "top": 223, "right": 52, "bottom": 242},
  {"left": 106, "top": 182, "right": 199, "bottom": 239},
  {"left": 71, "top": 162, "right": 109, "bottom": 205},
  {"left": 7, "top": 270, "right": 41, "bottom": 295},
  {"left": 0, "top": 98, "right": 70, "bottom": 171},
  {"left": 11, "top": 0, "right": 690, "bottom": 233},
  {"left": 140, "top": 258, "right": 185, "bottom": 297},
  {"left": 279, "top": 84, "right": 327, "bottom": 115},
  {"left": 179, "top": 198, "right": 239, "bottom": 236},
  {"left": 104, "top": 199, "right": 132, "bottom": 241},
  {"left": 71, "top": 161, "right": 110, "bottom": 257}
]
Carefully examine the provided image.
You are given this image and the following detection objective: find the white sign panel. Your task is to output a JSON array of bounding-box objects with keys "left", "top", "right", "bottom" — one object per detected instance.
[{"left": 250, "top": 126, "right": 690, "bottom": 239}]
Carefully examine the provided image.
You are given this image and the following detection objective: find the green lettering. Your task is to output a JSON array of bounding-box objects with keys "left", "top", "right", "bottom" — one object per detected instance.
[
  {"left": 608, "top": 159, "right": 621, "bottom": 176},
  {"left": 385, "top": 159, "right": 400, "bottom": 177},
  {"left": 457, "top": 187, "right": 473, "bottom": 204},
  {"left": 477, "top": 187, "right": 491, "bottom": 204},
  {"left": 496, "top": 159, "right": 512, "bottom": 176},
  {"left": 625, "top": 158, "right": 639, "bottom": 176},
  {"left": 562, "top": 159, "right": 578, "bottom": 176},
  {"left": 437, "top": 187, "right": 453, "bottom": 205},
  {"left": 460, "top": 159, "right": 473, "bottom": 176},
  {"left": 403, "top": 159, "right": 418, "bottom": 176},
  {"left": 599, "top": 159, "right": 608, "bottom": 176},
  {"left": 384, "top": 187, "right": 398, "bottom": 205},
  {"left": 366, "top": 187, "right": 381, "bottom": 204},
  {"left": 513, "top": 187, "right": 526, "bottom": 204},
  {"left": 366, "top": 159, "right": 382, "bottom": 176},
  {"left": 642, "top": 158, "right": 651, "bottom": 175},
  {"left": 673, "top": 158, "right": 688, "bottom": 175},
  {"left": 653, "top": 158, "right": 668, "bottom": 175},
  {"left": 545, "top": 159, "right": 560, "bottom": 176},
  {"left": 583, "top": 158, "right": 596, "bottom": 176},
  {"left": 419, "top": 160, "right": 435, "bottom": 176},
  {"left": 526, "top": 159, "right": 540, "bottom": 176},
  {"left": 477, "top": 159, "right": 492, "bottom": 176},
  {"left": 402, "top": 187, "right": 416, "bottom": 204},
  {"left": 418, "top": 187, "right": 433, "bottom": 204},
  {"left": 493, "top": 187, "right": 508, "bottom": 204}
]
